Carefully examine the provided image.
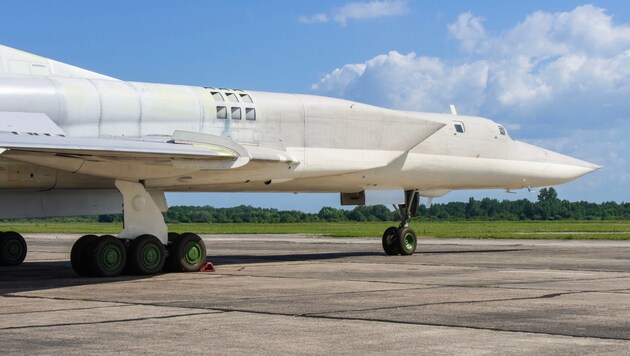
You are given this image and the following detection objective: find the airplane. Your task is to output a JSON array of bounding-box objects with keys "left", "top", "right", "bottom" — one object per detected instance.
[{"left": 0, "top": 45, "right": 600, "bottom": 277}]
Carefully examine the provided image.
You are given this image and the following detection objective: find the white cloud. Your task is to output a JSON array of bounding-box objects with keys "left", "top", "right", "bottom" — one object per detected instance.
[
  {"left": 299, "top": 13, "right": 328, "bottom": 25},
  {"left": 447, "top": 12, "right": 487, "bottom": 52},
  {"left": 314, "top": 51, "right": 489, "bottom": 114},
  {"left": 312, "top": 5, "right": 630, "bottom": 202},
  {"left": 299, "top": 0, "right": 409, "bottom": 26},
  {"left": 334, "top": 0, "right": 409, "bottom": 25},
  {"left": 314, "top": 5, "right": 630, "bottom": 128}
]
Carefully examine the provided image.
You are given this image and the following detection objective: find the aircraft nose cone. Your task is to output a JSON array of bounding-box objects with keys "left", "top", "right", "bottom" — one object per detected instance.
[
  {"left": 545, "top": 150, "right": 601, "bottom": 179},
  {"left": 510, "top": 141, "right": 601, "bottom": 185},
  {"left": 563, "top": 160, "right": 601, "bottom": 179}
]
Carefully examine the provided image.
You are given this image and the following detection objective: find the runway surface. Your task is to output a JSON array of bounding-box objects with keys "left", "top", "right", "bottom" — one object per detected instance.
[{"left": 1, "top": 234, "right": 629, "bottom": 355}]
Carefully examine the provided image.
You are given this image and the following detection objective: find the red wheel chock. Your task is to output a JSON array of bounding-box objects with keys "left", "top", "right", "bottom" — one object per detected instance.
[{"left": 200, "top": 262, "right": 216, "bottom": 272}]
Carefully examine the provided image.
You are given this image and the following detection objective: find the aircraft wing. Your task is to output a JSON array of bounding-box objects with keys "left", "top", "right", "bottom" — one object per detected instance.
[
  {"left": 0, "top": 133, "right": 237, "bottom": 159},
  {"left": 0, "top": 129, "right": 298, "bottom": 179}
]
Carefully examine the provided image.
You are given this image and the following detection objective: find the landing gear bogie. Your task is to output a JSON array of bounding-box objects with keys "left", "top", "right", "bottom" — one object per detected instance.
[{"left": 69, "top": 232, "right": 206, "bottom": 277}]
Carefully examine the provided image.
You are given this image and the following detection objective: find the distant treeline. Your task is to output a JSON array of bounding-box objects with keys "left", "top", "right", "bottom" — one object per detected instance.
[{"left": 7, "top": 188, "right": 629, "bottom": 223}]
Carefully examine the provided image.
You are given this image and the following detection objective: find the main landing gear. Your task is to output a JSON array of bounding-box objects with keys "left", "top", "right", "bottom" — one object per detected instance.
[
  {"left": 70, "top": 232, "right": 207, "bottom": 277},
  {"left": 382, "top": 190, "right": 419, "bottom": 256},
  {"left": 68, "top": 180, "right": 207, "bottom": 277}
]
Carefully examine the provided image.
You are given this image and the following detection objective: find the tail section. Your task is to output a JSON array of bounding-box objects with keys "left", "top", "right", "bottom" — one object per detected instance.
[{"left": 0, "top": 45, "right": 117, "bottom": 80}]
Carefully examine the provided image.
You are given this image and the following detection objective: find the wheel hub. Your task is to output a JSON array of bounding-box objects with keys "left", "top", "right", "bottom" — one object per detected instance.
[
  {"left": 6, "top": 241, "right": 22, "bottom": 260},
  {"left": 183, "top": 242, "right": 201, "bottom": 265},
  {"left": 141, "top": 244, "right": 161, "bottom": 268},
  {"left": 403, "top": 233, "right": 415, "bottom": 250},
  {"left": 101, "top": 245, "right": 122, "bottom": 271}
]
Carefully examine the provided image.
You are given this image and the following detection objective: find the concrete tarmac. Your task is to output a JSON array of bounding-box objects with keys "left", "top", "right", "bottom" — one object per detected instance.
[{"left": 1, "top": 234, "right": 629, "bottom": 355}]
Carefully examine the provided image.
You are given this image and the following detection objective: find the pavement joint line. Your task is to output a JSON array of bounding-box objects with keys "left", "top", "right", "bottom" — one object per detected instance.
[
  {"left": 224, "top": 258, "right": 630, "bottom": 274},
  {"left": 1, "top": 293, "right": 247, "bottom": 317},
  {"left": 0, "top": 311, "right": 219, "bottom": 331},
  {"left": 213, "top": 271, "right": 629, "bottom": 288},
  {"left": 426, "top": 283, "right": 630, "bottom": 295},
  {"left": 0, "top": 303, "right": 136, "bottom": 316},
  {"left": 179, "top": 306, "right": 630, "bottom": 342},
  {"left": 299, "top": 313, "right": 630, "bottom": 342},
  {"left": 5, "top": 293, "right": 629, "bottom": 342},
  {"left": 215, "top": 272, "right": 449, "bottom": 286},
  {"left": 300, "top": 290, "right": 582, "bottom": 317}
]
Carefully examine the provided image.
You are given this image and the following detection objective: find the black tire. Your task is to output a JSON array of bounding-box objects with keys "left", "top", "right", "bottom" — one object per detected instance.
[
  {"left": 0, "top": 231, "right": 27, "bottom": 266},
  {"left": 396, "top": 227, "right": 417, "bottom": 256},
  {"left": 128, "top": 234, "right": 166, "bottom": 275},
  {"left": 71, "top": 234, "right": 98, "bottom": 276},
  {"left": 382, "top": 226, "right": 400, "bottom": 255},
  {"left": 163, "top": 232, "right": 181, "bottom": 272},
  {"left": 167, "top": 232, "right": 180, "bottom": 243},
  {"left": 167, "top": 233, "right": 206, "bottom": 272},
  {"left": 88, "top": 235, "right": 126, "bottom": 277}
]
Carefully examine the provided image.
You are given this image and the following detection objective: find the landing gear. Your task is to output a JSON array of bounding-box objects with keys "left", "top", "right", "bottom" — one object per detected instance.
[
  {"left": 381, "top": 190, "right": 419, "bottom": 256},
  {"left": 0, "top": 231, "right": 27, "bottom": 266},
  {"left": 70, "top": 232, "right": 206, "bottom": 277},
  {"left": 67, "top": 180, "right": 206, "bottom": 277}
]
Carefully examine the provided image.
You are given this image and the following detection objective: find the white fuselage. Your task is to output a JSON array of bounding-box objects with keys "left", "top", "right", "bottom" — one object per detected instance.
[{"left": 0, "top": 44, "right": 598, "bottom": 201}]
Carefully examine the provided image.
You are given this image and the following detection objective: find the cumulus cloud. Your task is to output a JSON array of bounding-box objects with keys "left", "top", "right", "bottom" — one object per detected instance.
[
  {"left": 313, "top": 5, "right": 630, "bottom": 130},
  {"left": 299, "top": 0, "right": 409, "bottom": 26},
  {"left": 312, "top": 5, "right": 630, "bottom": 202},
  {"left": 312, "top": 51, "right": 489, "bottom": 114}
]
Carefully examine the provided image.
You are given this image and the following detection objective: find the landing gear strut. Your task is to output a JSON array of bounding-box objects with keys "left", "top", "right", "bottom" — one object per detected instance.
[
  {"left": 382, "top": 190, "right": 419, "bottom": 256},
  {"left": 69, "top": 180, "right": 207, "bottom": 277}
]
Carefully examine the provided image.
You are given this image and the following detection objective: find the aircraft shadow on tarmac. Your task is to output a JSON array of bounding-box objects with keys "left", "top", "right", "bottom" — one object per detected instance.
[
  {"left": 0, "top": 261, "right": 154, "bottom": 294},
  {"left": 209, "top": 248, "right": 526, "bottom": 265},
  {"left": 0, "top": 248, "right": 524, "bottom": 294}
]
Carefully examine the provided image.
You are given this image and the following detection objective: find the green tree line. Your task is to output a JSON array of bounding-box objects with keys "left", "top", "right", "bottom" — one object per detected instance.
[{"left": 4, "top": 188, "right": 629, "bottom": 224}]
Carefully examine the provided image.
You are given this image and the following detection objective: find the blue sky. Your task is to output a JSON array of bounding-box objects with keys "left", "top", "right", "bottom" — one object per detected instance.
[{"left": 1, "top": 1, "right": 628, "bottom": 212}]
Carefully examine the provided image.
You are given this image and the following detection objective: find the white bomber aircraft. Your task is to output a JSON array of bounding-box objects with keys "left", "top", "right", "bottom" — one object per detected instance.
[{"left": 0, "top": 45, "right": 599, "bottom": 276}]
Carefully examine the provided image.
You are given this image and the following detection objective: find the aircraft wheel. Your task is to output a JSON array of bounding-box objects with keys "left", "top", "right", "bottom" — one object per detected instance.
[
  {"left": 128, "top": 234, "right": 166, "bottom": 275},
  {"left": 382, "top": 227, "right": 400, "bottom": 255},
  {"left": 167, "top": 232, "right": 180, "bottom": 243},
  {"left": 71, "top": 234, "right": 99, "bottom": 276},
  {"left": 396, "top": 227, "right": 417, "bottom": 256},
  {"left": 167, "top": 232, "right": 206, "bottom": 272},
  {"left": 0, "top": 231, "right": 27, "bottom": 266},
  {"left": 88, "top": 235, "right": 126, "bottom": 277}
]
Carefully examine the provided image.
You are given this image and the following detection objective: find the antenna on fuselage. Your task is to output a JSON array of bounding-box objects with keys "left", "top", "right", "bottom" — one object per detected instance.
[{"left": 449, "top": 105, "right": 458, "bottom": 115}]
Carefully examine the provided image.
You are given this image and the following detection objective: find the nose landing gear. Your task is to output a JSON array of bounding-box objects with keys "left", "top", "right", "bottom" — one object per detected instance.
[{"left": 382, "top": 190, "right": 419, "bottom": 256}]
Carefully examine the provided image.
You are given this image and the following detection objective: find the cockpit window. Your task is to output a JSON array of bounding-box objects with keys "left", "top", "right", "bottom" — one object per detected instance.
[
  {"left": 498, "top": 126, "right": 507, "bottom": 136},
  {"left": 454, "top": 122, "right": 465, "bottom": 134}
]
